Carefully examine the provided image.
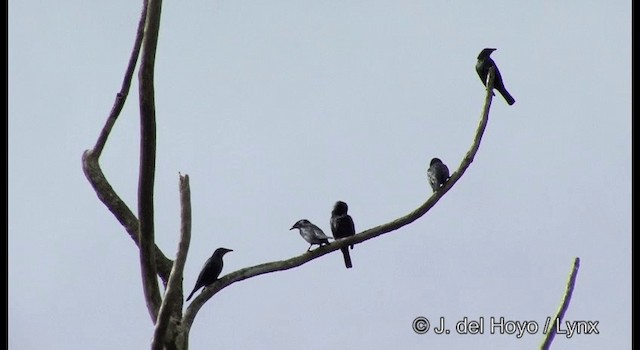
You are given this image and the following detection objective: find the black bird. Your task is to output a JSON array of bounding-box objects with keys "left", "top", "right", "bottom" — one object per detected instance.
[
  {"left": 290, "top": 219, "right": 331, "bottom": 251},
  {"left": 186, "top": 247, "right": 233, "bottom": 301},
  {"left": 476, "top": 48, "right": 515, "bottom": 105},
  {"left": 427, "top": 157, "right": 450, "bottom": 192},
  {"left": 330, "top": 201, "right": 356, "bottom": 269}
]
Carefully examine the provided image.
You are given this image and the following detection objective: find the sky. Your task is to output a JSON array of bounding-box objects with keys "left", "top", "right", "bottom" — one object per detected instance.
[{"left": 8, "top": 1, "right": 631, "bottom": 349}]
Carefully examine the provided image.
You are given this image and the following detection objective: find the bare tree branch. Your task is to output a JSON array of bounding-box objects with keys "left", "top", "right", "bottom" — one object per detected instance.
[
  {"left": 540, "top": 257, "right": 581, "bottom": 350},
  {"left": 182, "top": 69, "right": 499, "bottom": 328},
  {"left": 137, "top": 0, "right": 164, "bottom": 322},
  {"left": 81, "top": 0, "right": 173, "bottom": 282},
  {"left": 152, "top": 174, "right": 192, "bottom": 350},
  {"left": 91, "top": 1, "right": 148, "bottom": 158},
  {"left": 82, "top": 153, "right": 173, "bottom": 279}
]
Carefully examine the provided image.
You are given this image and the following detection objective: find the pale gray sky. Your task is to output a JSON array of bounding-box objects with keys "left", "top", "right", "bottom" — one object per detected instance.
[{"left": 9, "top": 1, "right": 631, "bottom": 349}]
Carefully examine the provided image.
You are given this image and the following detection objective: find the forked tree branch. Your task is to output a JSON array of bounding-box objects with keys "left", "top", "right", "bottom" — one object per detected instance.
[
  {"left": 540, "top": 257, "right": 581, "bottom": 350},
  {"left": 181, "top": 68, "right": 499, "bottom": 328},
  {"left": 81, "top": 0, "right": 173, "bottom": 282},
  {"left": 82, "top": 154, "right": 173, "bottom": 278},
  {"left": 152, "top": 175, "right": 192, "bottom": 350},
  {"left": 137, "top": 0, "right": 164, "bottom": 322}
]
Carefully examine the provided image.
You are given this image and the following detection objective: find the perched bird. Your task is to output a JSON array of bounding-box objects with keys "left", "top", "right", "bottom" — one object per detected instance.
[
  {"left": 475, "top": 48, "right": 516, "bottom": 105},
  {"left": 186, "top": 247, "right": 233, "bottom": 301},
  {"left": 330, "top": 201, "right": 356, "bottom": 269},
  {"left": 427, "top": 157, "right": 450, "bottom": 192},
  {"left": 290, "top": 219, "right": 331, "bottom": 252}
]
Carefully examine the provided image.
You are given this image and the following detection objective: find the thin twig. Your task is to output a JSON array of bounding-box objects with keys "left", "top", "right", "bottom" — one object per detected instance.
[
  {"left": 92, "top": 0, "right": 148, "bottom": 157},
  {"left": 540, "top": 257, "right": 581, "bottom": 350}
]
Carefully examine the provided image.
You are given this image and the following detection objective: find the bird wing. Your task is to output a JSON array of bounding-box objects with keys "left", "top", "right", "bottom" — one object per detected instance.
[
  {"left": 299, "top": 227, "right": 318, "bottom": 244},
  {"left": 194, "top": 256, "right": 214, "bottom": 285},
  {"left": 439, "top": 163, "right": 450, "bottom": 180},
  {"left": 330, "top": 216, "right": 338, "bottom": 237},
  {"left": 331, "top": 215, "right": 356, "bottom": 239},
  {"left": 346, "top": 215, "right": 355, "bottom": 236},
  {"left": 314, "top": 227, "right": 331, "bottom": 240}
]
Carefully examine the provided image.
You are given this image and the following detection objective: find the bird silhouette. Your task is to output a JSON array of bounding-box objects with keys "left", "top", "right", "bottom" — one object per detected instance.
[
  {"left": 476, "top": 48, "right": 515, "bottom": 105},
  {"left": 330, "top": 201, "right": 356, "bottom": 269},
  {"left": 290, "top": 219, "right": 331, "bottom": 251},
  {"left": 427, "top": 157, "right": 450, "bottom": 192},
  {"left": 186, "top": 247, "right": 233, "bottom": 301}
]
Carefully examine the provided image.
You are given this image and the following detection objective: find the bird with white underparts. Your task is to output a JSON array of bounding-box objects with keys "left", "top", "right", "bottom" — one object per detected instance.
[{"left": 290, "top": 219, "right": 332, "bottom": 252}]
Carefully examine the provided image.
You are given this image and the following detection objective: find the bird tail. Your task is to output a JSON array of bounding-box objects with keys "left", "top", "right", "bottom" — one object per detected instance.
[
  {"left": 499, "top": 88, "right": 516, "bottom": 105},
  {"left": 341, "top": 247, "right": 353, "bottom": 269},
  {"left": 185, "top": 288, "right": 198, "bottom": 302}
]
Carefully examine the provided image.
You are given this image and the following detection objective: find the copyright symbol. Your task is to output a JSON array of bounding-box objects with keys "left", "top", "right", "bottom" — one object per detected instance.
[{"left": 412, "top": 316, "right": 430, "bottom": 334}]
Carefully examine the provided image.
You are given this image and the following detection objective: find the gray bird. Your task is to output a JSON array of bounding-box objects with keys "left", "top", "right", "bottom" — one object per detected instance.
[
  {"left": 476, "top": 48, "right": 516, "bottom": 105},
  {"left": 427, "top": 157, "right": 450, "bottom": 192},
  {"left": 290, "top": 219, "right": 331, "bottom": 252},
  {"left": 186, "top": 247, "right": 233, "bottom": 301},
  {"left": 330, "top": 201, "right": 355, "bottom": 269}
]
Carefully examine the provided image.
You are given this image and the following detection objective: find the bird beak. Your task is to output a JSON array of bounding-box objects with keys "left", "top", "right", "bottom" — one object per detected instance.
[{"left": 289, "top": 225, "right": 297, "bottom": 230}]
